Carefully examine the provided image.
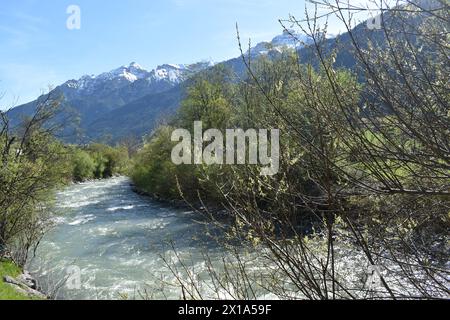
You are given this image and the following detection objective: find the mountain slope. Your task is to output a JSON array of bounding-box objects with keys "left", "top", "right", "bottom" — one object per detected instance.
[
  {"left": 85, "top": 84, "right": 184, "bottom": 142},
  {"left": 7, "top": 61, "right": 211, "bottom": 142}
]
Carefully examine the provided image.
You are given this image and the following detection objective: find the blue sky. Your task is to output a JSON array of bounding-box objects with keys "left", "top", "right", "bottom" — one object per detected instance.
[{"left": 0, "top": 0, "right": 379, "bottom": 107}]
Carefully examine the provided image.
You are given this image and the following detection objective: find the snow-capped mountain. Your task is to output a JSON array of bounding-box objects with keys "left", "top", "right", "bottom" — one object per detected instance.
[
  {"left": 6, "top": 60, "right": 212, "bottom": 142},
  {"left": 151, "top": 64, "right": 188, "bottom": 82},
  {"left": 271, "top": 29, "right": 312, "bottom": 48},
  {"left": 6, "top": 26, "right": 354, "bottom": 143},
  {"left": 63, "top": 61, "right": 211, "bottom": 95},
  {"left": 248, "top": 29, "right": 339, "bottom": 57},
  {"left": 249, "top": 30, "right": 314, "bottom": 56},
  {"left": 65, "top": 63, "right": 149, "bottom": 93}
]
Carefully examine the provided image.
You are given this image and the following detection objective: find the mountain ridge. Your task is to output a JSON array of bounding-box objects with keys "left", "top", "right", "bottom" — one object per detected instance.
[{"left": 7, "top": 30, "right": 314, "bottom": 143}]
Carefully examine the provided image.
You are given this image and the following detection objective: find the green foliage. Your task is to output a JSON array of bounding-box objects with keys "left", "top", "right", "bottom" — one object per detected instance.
[
  {"left": 0, "top": 259, "right": 29, "bottom": 300},
  {"left": 177, "top": 66, "right": 234, "bottom": 130},
  {"left": 71, "top": 149, "right": 95, "bottom": 182},
  {"left": 131, "top": 126, "right": 205, "bottom": 200},
  {"left": 132, "top": 126, "right": 179, "bottom": 197},
  {"left": 68, "top": 144, "right": 129, "bottom": 182},
  {"left": 1, "top": 117, "right": 71, "bottom": 266}
]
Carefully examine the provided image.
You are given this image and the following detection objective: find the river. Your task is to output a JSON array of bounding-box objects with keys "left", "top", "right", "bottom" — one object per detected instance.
[
  {"left": 28, "top": 177, "right": 229, "bottom": 300},
  {"left": 27, "top": 177, "right": 442, "bottom": 300}
]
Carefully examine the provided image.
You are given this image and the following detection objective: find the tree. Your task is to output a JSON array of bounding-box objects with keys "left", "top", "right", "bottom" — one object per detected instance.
[{"left": 0, "top": 92, "right": 70, "bottom": 266}]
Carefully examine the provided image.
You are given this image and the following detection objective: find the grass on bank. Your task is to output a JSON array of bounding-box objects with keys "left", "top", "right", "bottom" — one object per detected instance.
[{"left": 0, "top": 259, "right": 33, "bottom": 300}]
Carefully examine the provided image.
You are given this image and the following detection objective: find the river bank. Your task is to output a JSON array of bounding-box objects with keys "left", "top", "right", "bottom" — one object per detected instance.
[{"left": 0, "top": 259, "right": 46, "bottom": 300}]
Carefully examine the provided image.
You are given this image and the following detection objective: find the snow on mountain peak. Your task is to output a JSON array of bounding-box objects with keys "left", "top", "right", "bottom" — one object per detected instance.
[
  {"left": 105, "top": 64, "right": 149, "bottom": 82},
  {"left": 165, "top": 63, "right": 184, "bottom": 70},
  {"left": 271, "top": 29, "right": 312, "bottom": 48},
  {"left": 63, "top": 60, "right": 211, "bottom": 93},
  {"left": 128, "top": 61, "right": 144, "bottom": 69},
  {"left": 249, "top": 30, "right": 314, "bottom": 56},
  {"left": 152, "top": 64, "right": 186, "bottom": 82}
]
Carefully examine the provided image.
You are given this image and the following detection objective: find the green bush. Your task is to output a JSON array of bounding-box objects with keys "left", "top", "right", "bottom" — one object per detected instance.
[
  {"left": 72, "top": 149, "right": 95, "bottom": 182},
  {"left": 69, "top": 144, "right": 129, "bottom": 181},
  {"left": 131, "top": 126, "right": 193, "bottom": 199}
]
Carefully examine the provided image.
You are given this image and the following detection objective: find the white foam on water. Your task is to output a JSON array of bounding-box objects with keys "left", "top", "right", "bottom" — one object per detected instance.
[
  {"left": 119, "top": 257, "right": 147, "bottom": 267},
  {"left": 106, "top": 205, "right": 135, "bottom": 212},
  {"left": 68, "top": 214, "right": 95, "bottom": 225},
  {"left": 58, "top": 199, "right": 101, "bottom": 209},
  {"left": 92, "top": 227, "right": 118, "bottom": 236}
]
